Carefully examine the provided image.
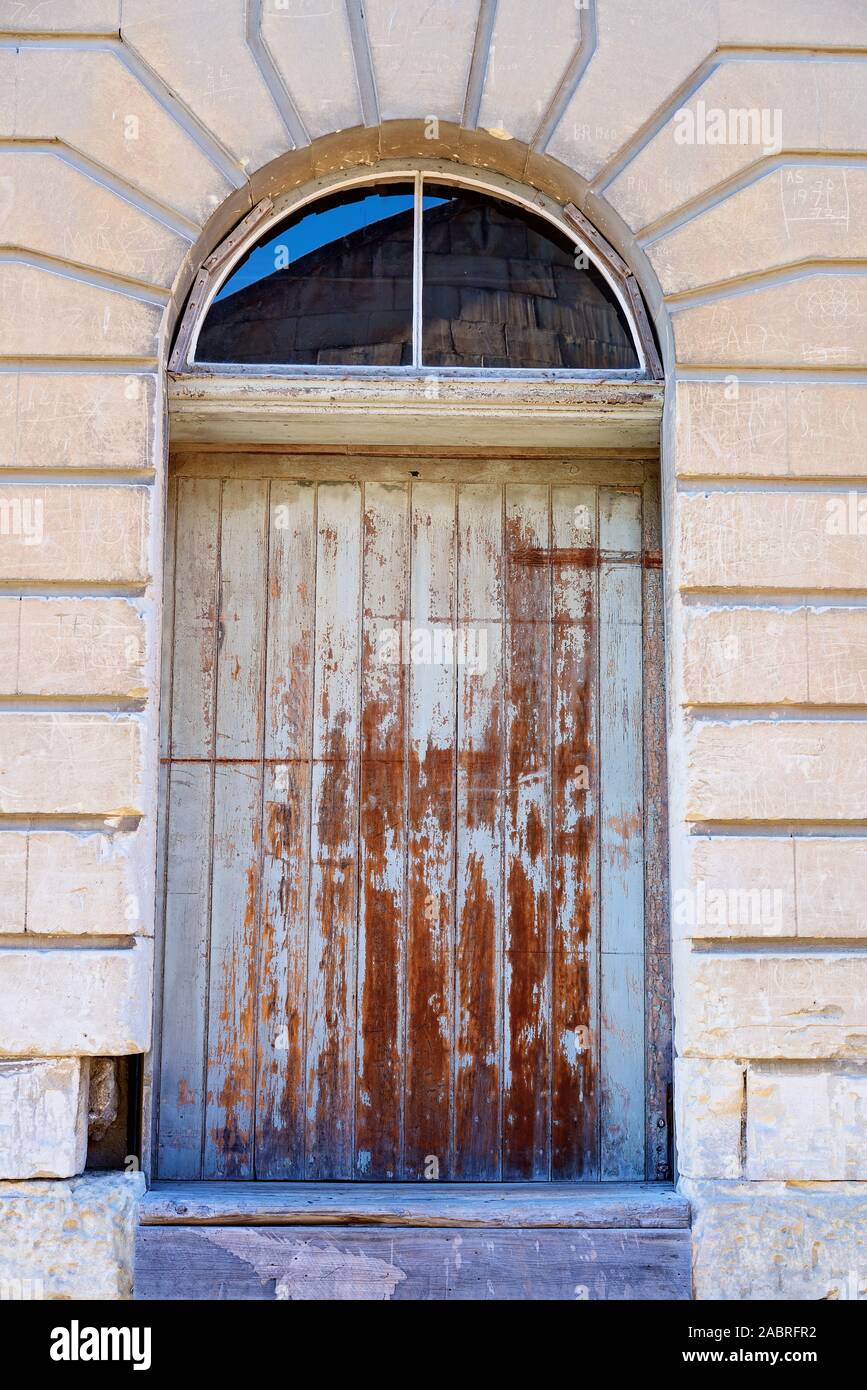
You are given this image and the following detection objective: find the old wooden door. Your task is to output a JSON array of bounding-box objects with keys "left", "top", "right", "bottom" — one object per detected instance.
[{"left": 155, "top": 455, "right": 669, "bottom": 1183}]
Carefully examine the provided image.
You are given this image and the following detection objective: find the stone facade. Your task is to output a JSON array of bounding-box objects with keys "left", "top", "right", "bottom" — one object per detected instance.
[{"left": 0, "top": 0, "right": 865, "bottom": 1300}]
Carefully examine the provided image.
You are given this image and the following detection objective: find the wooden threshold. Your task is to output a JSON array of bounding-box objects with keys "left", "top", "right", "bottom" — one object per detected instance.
[{"left": 140, "top": 1181, "right": 689, "bottom": 1229}]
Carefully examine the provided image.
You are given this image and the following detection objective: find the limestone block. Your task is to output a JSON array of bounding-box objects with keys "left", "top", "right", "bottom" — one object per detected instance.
[
  {"left": 677, "top": 953, "right": 867, "bottom": 1060},
  {"left": 0, "top": 1058, "right": 89, "bottom": 1180},
  {"left": 686, "top": 722, "right": 867, "bottom": 823},
  {"left": 0, "top": 1171, "right": 145, "bottom": 1300},
  {"left": 0, "top": 596, "right": 17, "bottom": 686},
  {"left": 672, "top": 273, "right": 867, "bottom": 369},
  {"left": 0, "top": 152, "right": 188, "bottom": 288},
  {"left": 0, "top": 827, "right": 149, "bottom": 936},
  {"left": 13, "top": 48, "right": 234, "bottom": 225},
  {"left": 747, "top": 1065, "right": 867, "bottom": 1180},
  {"left": 717, "top": 0, "right": 867, "bottom": 46},
  {"left": 675, "top": 1058, "right": 744, "bottom": 1179},
  {"left": 122, "top": 0, "right": 289, "bottom": 170},
  {"left": 26, "top": 831, "right": 149, "bottom": 936},
  {"left": 682, "top": 607, "right": 807, "bottom": 705},
  {"left": 547, "top": 0, "right": 718, "bottom": 182},
  {"left": 676, "top": 837, "right": 796, "bottom": 940},
  {"left": 808, "top": 610, "right": 867, "bottom": 704},
  {"left": 0, "top": 598, "right": 147, "bottom": 698},
  {"left": 0, "top": 833, "right": 26, "bottom": 934},
  {"left": 682, "top": 1178, "right": 867, "bottom": 1301},
  {"left": 607, "top": 59, "right": 860, "bottom": 232},
  {"left": 364, "top": 0, "right": 478, "bottom": 122},
  {"left": 0, "top": 51, "right": 13, "bottom": 133},
  {"left": 260, "top": 0, "right": 362, "bottom": 140},
  {"left": 0, "top": 262, "right": 161, "bottom": 359},
  {"left": 0, "top": 714, "right": 142, "bottom": 816},
  {"left": 0, "top": 485, "right": 149, "bottom": 584},
  {"left": 796, "top": 839, "right": 867, "bottom": 938},
  {"left": 478, "top": 0, "right": 580, "bottom": 144},
  {"left": 0, "top": 2, "right": 120, "bottom": 31},
  {"left": 675, "top": 381, "right": 867, "bottom": 480},
  {"left": 0, "top": 937, "right": 152, "bottom": 1054},
  {"left": 679, "top": 491, "right": 867, "bottom": 591},
  {"left": 649, "top": 167, "right": 867, "bottom": 296},
  {"left": 0, "top": 372, "right": 158, "bottom": 473}
]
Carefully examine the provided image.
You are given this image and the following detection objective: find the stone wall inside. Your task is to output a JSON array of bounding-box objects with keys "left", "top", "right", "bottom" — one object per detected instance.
[{"left": 0, "top": 0, "right": 865, "bottom": 1299}]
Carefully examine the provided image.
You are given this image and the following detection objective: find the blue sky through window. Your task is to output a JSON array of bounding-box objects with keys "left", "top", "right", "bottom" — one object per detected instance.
[{"left": 214, "top": 189, "right": 451, "bottom": 301}]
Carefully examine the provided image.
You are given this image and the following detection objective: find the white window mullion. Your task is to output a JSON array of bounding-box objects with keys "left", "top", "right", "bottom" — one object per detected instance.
[{"left": 412, "top": 170, "right": 424, "bottom": 368}]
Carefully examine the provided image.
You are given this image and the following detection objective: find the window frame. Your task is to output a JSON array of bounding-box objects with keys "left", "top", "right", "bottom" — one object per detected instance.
[{"left": 172, "top": 163, "right": 660, "bottom": 380}]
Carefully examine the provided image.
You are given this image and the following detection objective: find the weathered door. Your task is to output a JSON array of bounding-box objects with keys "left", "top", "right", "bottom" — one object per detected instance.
[{"left": 155, "top": 455, "right": 669, "bottom": 1182}]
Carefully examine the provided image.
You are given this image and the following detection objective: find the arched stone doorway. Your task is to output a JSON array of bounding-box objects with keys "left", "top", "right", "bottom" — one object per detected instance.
[{"left": 136, "top": 155, "right": 679, "bottom": 1276}]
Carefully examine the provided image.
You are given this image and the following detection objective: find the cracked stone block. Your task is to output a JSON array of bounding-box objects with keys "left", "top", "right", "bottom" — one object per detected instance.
[{"left": 0, "top": 1058, "right": 89, "bottom": 1179}]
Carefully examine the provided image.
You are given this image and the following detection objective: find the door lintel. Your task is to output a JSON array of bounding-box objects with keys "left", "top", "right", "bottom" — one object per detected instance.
[{"left": 168, "top": 372, "right": 664, "bottom": 454}]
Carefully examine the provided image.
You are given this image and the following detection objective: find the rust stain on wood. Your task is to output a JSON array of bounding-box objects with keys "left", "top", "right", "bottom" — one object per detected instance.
[
  {"left": 503, "top": 498, "right": 550, "bottom": 1181},
  {"left": 552, "top": 550, "right": 597, "bottom": 1179},
  {"left": 211, "top": 851, "right": 258, "bottom": 1175},
  {"left": 157, "top": 470, "right": 667, "bottom": 1187},
  {"left": 405, "top": 738, "right": 454, "bottom": 1179},
  {"left": 512, "top": 546, "right": 661, "bottom": 569},
  {"left": 357, "top": 636, "right": 406, "bottom": 1178}
]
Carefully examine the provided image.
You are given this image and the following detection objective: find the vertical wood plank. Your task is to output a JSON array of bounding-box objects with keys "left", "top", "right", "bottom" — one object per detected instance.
[
  {"left": 356, "top": 482, "right": 409, "bottom": 1178},
  {"left": 404, "top": 481, "right": 456, "bottom": 1180},
  {"left": 599, "top": 488, "right": 645, "bottom": 1181},
  {"left": 551, "top": 485, "right": 599, "bottom": 1179},
  {"left": 255, "top": 482, "right": 316, "bottom": 1178},
  {"left": 214, "top": 480, "right": 269, "bottom": 762},
  {"left": 158, "top": 477, "right": 220, "bottom": 1178},
  {"left": 203, "top": 480, "right": 268, "bottom": 1178},
  {"left": 168, "top": 477, "right": 221, "bottom": 760},
  {"left": 148, "top": 472, "right": 177, "bottom": 1178},
  {"left": 503, "top": 484, "right": 550, "bottom": 1181},
  {"left": 454, "top": 483, "right": 503, "bottom": 1180},
  {"left": 202, "top": 763, "right": 261, "bottom": 1178},
  {"left": 305, "top": 483, "right": 362, "bottom": 1179},
  {"left": 642, "top": 474, "right": 672, "bottom": 1181}
]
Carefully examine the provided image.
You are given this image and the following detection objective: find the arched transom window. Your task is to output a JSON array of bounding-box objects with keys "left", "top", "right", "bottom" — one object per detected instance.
[{"left": 188, "top": 174, "right": 650, "bottom": 374}]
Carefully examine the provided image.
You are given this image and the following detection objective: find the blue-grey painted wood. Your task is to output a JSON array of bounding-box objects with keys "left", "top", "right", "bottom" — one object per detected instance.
[
  {"left": 642, "top": 475, "right": 672, "bottom": 1181},
  {"left": 551, "top": 484, "right": 599, "bottom": 1179},
  {"left": 157, "top": 478, "right": 221, "bottom": 1180},
  {"left": 404, "top": 482, "right": 457, "bottom": 1178},
  {"left": 503, "top": 483, "right": 551, "bottom": 1180},
  {"left": 202, "top": 480, "right": 269, "bottom": 1179},
  {"left": 355, "top": 481, "right": 409, "bottom": 1178},
  {"left": 135, "top": 1225, "right": 690, "bottom": 1299},
  {"left": 255, "top": 481, "right": 316, "bottom": 1179},
  {"left": 140, "top": 1180, "right": 690, "bottom": 1228},
  {"left": 155, "top": 459, "right": 667, "bottom": 1187},
  {"left": 454, "top": 482, "right": 504, "bottom": 1179},
  {"left": 304, "top": 483, "right": 363, "bottom": 1178},
  {"left": 599, "top": 489, "right": 645, "bottom": 1180}
]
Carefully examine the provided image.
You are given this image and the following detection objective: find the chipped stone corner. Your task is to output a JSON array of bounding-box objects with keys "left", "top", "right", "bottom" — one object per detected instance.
[{"left": 0, "top": 1170, "right": 146, "bottom": 1301}]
